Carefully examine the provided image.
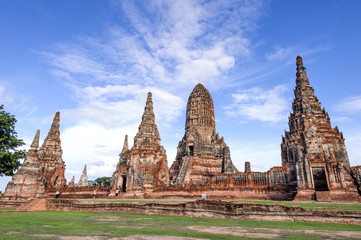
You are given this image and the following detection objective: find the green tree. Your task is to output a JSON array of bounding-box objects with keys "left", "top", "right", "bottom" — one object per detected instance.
[
  {"left": 0, "top": 105, "right": 26, "bottom": 176},
  {"left": 94, "top": 177, "right": 112, "bottom": 187}
]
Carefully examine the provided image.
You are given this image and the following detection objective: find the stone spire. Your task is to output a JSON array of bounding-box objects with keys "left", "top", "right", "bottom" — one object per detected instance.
[
  {"left": 296, "top": 55, "right": 310, "bottom": 87},
  {"left": 185, "top": 83, "right": 215, "bottom": 132},
  {"left": 170, "top": 83, "right": 236, "bottom": 184},
  {"left": 282, "top": 56, "right": 352, "bottom": 192},
  {"left": 133, "top": 92, "right": 161, "bottom": 148},
  {"left": 19, "top": 130, "right": 41, "bottom": 170},
  {"left": 40, "top": 111, "right": 61, "bottom": 152},
  {"left": 78, "top": 164, "right": 88, "bottom": 187},
  {"left": 30, "top": 130, "right": 40, "bottom": 151},
  {"left": 38, "top": 111, "right": 66, "bottom": 188},
  {"left": 121, "top": 135, "right": 129, "bottom": 155}
]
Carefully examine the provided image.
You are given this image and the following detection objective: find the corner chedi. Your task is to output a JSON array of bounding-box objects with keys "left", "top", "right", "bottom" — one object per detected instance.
[
  {"left": 3, "top": 112, "right": 67, "bottom": 200},
  {"left": 281, "top": 56, "right": 359, "bottom": 201},
  {"left": 111, "top": 135, "right": 130, "bottom": 191},
  {"left": 37, "top": 112, "right": 67, "bottom": 189},
  {"left": 169, "top": 83, "right": 237, "bottom": 186},
  {"left": 3, "top": 130, "right": 45, "bottom": 199},
  {"left": 111, "top": 92, "right": 169, "bottom": 192},
  {"left": 77, "top": 165, "right": 88, "bottom": 187},
  {"left": 3, "top": 56, "right": 361, "bottom": 202}
]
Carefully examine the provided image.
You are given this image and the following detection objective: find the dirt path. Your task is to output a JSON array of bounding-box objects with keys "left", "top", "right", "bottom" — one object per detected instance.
[{"left": 188, "top": 226, "right": 361, "bottom": 239}]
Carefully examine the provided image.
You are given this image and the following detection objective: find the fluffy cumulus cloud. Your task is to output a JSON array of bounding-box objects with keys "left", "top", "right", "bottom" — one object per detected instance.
[
  {"left": 231, "top": 143, "right": 281, "bottom": 172},
  {"left": 42, "top": 0, "right": 266, "bottom": 89},
  {"left": 335, "top": 96, "right": 361, "bottom": 114},
  {"left": 38, "top": 0, "right": 269, "bottom": 181},
  {"left": 225, "top": 85, "right": 290, "bottom": 123}
]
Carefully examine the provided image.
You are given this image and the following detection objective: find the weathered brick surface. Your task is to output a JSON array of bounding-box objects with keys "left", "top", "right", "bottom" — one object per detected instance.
[
  {"left": 169, "top": 83, "right": 237, "bottom": 186},
  {"left": 110, "top": 93, "right": 169, "bottom": 192},
  {"left": 45, "top": 199, "right": 361, "bottom": 225},
  {"left": 281, "top": 56, "right": 360, "bottom": 201},
  {"left": 77, "top": 165, "right": 88, "bottom": 187},
  {"left": 3, "top": 112, "right": 66, "bottom": 200}
]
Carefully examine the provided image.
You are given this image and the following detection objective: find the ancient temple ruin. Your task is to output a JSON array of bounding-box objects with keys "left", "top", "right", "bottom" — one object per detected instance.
[
  {"left": 111, "top": 92, "right": 169, "bottom": 191},
  {"left": 3, "top": 112, "right": 67, "bottom": 199},
  {"left": 281, "top": 56, "right": 359, "bottom": 201},
  {"left": 3, "top": 56, "right": 361, "bottom": 201},
  {"left": 169, "top": 84, "right": 237, "bottom": 186},
  {"left": 77, "top": 165, "right": 88, "bottom": 187}
]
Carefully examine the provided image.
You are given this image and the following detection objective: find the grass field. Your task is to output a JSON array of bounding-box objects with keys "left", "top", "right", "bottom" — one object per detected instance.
[
  {"left": 1, "top": 211, "right": 361, "bottom": 239},
  {"left": 79, "top": 199, "right": 361, "bottom": 211},
  {"left": 230, "top": 200, "right": 361, "bottom": 211}
]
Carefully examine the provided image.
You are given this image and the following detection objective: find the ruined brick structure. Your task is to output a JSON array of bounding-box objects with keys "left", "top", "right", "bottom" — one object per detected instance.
[
  {"left": 68, "top": 176, "right": 75, "bottom": 187},
  {"left": 281, "top": 56, "right": 359, "bottom": 201},
  {"left": 111, "top": 135, "right": 130, "bottom": 191},
  {"left": 169, "top": 84, "right": 237, "bottom": 186},
  {"left": 3, "top": 130, "right": 46, "bottom": 199},
  {"left": 77, "top": 165, "right": 88, "bottom": 187},
  {"left": 3, "top": 112, "right": 67, "bottom": 199},
  {"left": 111, "top": 92, "right": 169, "bottom": 191},
  {"left": 4, "top": 56, "right": 361, "bottom": 202},
  {"left": 37, "top": 112, "right": 67, "bottom": 189}
]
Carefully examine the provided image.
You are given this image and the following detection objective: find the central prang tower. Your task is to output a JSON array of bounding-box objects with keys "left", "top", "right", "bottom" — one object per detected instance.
[{"left": 170, "top": 83, "right": 236, "bottom": 185}]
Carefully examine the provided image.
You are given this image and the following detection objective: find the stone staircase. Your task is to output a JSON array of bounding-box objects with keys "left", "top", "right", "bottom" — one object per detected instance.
[
  {"left": 315, "top": 191, "right": 331, "bottom": 202},
  {"left": 177, "top": 156, "right": 192, "bottom": 185},
  {"left": 0, "top": 199, "right": 27, "bottom": 209},
  {"left": 17, "top": 198, "right": 47, "bottom": 211}
]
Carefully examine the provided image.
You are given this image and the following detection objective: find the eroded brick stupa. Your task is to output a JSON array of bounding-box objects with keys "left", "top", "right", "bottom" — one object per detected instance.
[
  {"left": 169, "top": 83, "right": 237, "bottom": 186},
  {"left": 3, "top": 112, "right": 66, "bottom": 199},
  {"left": 3, "top": 56, "right": 361, "bottom": 201},
  {"left": 111, "top": 92, "right": 169, "bottom": 191},
  {"left": 281, "top": 56, "right": 359, "bottom": 200},
  {"left": 77, "top": 164, "right": 88, "bottom": 187}
]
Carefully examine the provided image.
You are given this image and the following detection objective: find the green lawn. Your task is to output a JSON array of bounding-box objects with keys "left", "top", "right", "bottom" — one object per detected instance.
[
  {"left": 79, "top": 199, "right": 185, "bottom": 204},
  {"left": 230, "top": 200, "right": 361, "bottom": 211},
  {"left": 80, "top": 199, "right": 361, "bottom": 211},
  {"left": 1, "top": 211, "right": 361, "bottom": 239}
]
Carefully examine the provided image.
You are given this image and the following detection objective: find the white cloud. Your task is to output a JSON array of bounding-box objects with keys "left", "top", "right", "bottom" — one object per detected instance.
[
  {"left": 335, "top": 96, "right": 361, "bottom": 114},
  {"left": 0, "top": 81, "right": 32, "bottom": 113},
  {"left": 265, "top": 47, "right": 294, "bottom": 61},
  {"left": 225, "top": 85, "right": 289, "bottom": 123},
  {"left": 61, "top": 122, "right": 135, "bottom": 181},
  {"left": 37, "top": 0, "right": 268, "bottom": 181},
  {"left": 42, "top": 1, "right": 265, "bottom": 90},
  {"left": 231, "top": 143, "right": 281, "bottom": 172},
  {"left": 62, "top": 84, "right": 185, "bottom": 127},
  {"left": 347, "top": 134, "right": 361, "bottom": 167},
  {"left": 60, "top": 84, "right": 185, "bottom": 180}
]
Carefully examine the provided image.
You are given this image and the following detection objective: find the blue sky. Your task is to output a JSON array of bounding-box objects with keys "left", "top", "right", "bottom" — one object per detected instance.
[{"left": 1, "top": 0, "right": 361, "bottom": 191}]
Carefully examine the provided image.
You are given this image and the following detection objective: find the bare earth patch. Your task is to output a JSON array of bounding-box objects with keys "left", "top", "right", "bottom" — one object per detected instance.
[
  {"left": 188, "top": 226, "right": 278, "bottom": 239},
  {"left": 122, "top": 235, "right": 207, "bottom": 240},
  {"left": 188, "top": 226, "right": 361, "bottom": 239},
  {"left": 32, "top": 234, "right": 106, "bottom": 240},
  {"left": 93, "top": 216, "right": 122, "bottom": 222},
  {"left": 5, "top": 231, "right": 22, "bottom": 235}
]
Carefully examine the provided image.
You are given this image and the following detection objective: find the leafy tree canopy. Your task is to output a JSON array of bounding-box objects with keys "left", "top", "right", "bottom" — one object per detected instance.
[
  {"left": 94, "top": 177, "right": 112, "bottom": 186},
  {"left": 0, "top": 105, "right": 26, "bottom": 176}
]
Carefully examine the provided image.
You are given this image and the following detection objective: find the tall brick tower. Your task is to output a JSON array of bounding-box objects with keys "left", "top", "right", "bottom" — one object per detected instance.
[
  {"left": 170, "top": 83, "right": 236, "bottom": 186},
  {"left": 281, "top": 56, "right": 358, "bottom": 201},
  {"left": 114, "top": 92, "right": 169, "bottom": 191},
  {"left": 3, "top": 130, "right": 45, "bottom": 199},
  {"left": 38, "top": 112, "right": 67, "bottom": 189}
]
